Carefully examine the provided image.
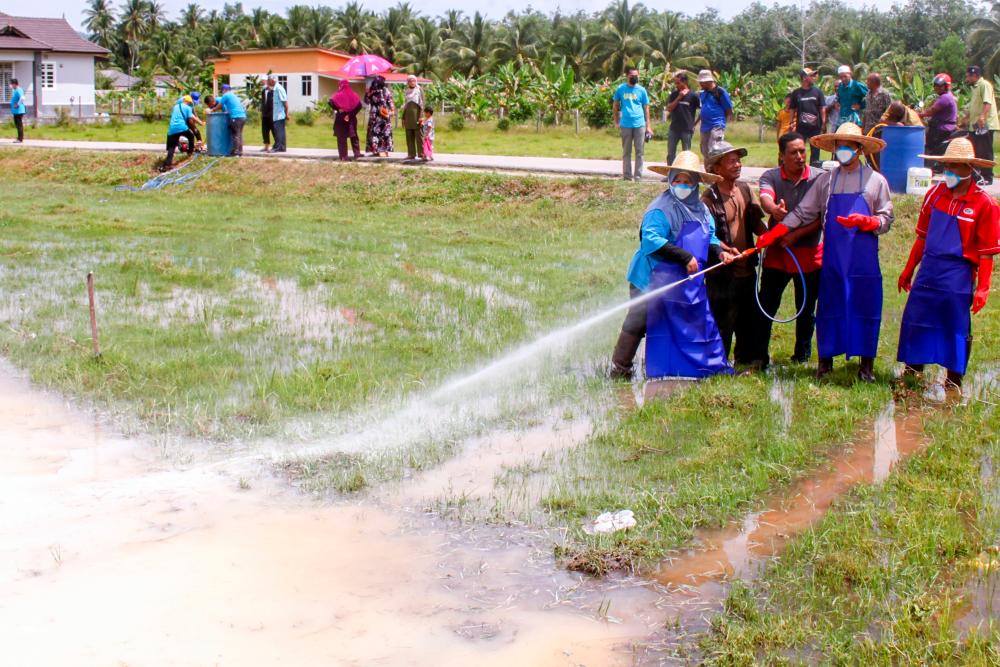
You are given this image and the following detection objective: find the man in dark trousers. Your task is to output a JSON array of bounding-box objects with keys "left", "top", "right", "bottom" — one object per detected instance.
[
  {"left": 665, "top": 71, "right": 699, "bottom": 166},
  {"left": 756, "top": 132, "right": 823, "bottom": 364},
  {"left": 964, "top": 65, "right": 998, "bottom": 184},
  {"left": 789, "top": 68, "right": 826, "bottom": 165},
  {"left": 702, "top": 141, "right": 768, "bottom": 369},
  {"left": 260, "top": 76, "right": 275, "bottom": 153}
]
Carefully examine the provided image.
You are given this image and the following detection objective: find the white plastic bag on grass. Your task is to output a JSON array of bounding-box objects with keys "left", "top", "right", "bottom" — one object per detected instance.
[{"left": 583, "top": 509, "right": 636, "bottom": 535}]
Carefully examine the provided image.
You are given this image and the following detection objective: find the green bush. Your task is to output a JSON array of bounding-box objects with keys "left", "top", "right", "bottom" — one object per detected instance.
[
  {"left": 448, "top": 114, "right": 465, "bottom": 131},
  {"left": 583, "top": 93, "right": 613, "bottom": 129},
  {"left": 294, "top": 108, "right": 316, "bottom": 126},
  {"left": 507, "top": 102, "right": 536, "bottom": 124},
  {"left": 496, "top": 117, "right": 511, "bottom": 132},
  {"left": 54, "top": 106, "right": 75, "bottom": 128},
  {"left": 542, "top": 112, "right": 557, "bottom": 126},
  {"left": 651, "top": 121, "right": 670, "bottom": 141}
]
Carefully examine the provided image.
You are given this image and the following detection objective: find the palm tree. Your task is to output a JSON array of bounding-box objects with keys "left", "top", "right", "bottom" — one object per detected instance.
[
  {"left": 490, "top": 13, "right": 540, "bottom": 68},
  {"left": 970, "top": 3, "right": 1000, "bottom": 79},
  {"left": 398, "top": 17, "right": 441, "bottom": 78},
  {"left": 118, "top": 0, "right": 150, "bottom": 76},
  {"left": 586, "top": 0, "right": 650, "bottom": 77},
  {"left": 145, "top": 0, "right": 167, "bottom": 31},
  {"left": 331, "top": 2, "right": 379, "bottom": 54},
  {"left": 377, "top": 6, "right": 412, "bottom": 64},
  {"left": 551, "top": 20, "right": 588, "bottom": 78},
  {"left": 83, "top": 0, "right": 117, "bottom": 50},
  {"left": 647, "top": 13, "right": 707, "bottom": 91},
  {"left": 297, "top": 7, "right": 335, "bottom": 48},
  {"left": 442, "top": 12, "right": 493, "bottom": 77},
  {"left": 824, "top": 29, "right": 891, "bottom": 78},
  {"left": 179, "top": 3, "right": 203, "bottom": 31},
  {"left": 438, "top": 9, "right": 463, "bottom": 40}
]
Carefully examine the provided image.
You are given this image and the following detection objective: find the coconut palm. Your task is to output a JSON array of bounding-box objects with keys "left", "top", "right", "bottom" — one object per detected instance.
[
  {"left": 647, "top": 13, "right": 708, "bottom": 94},
  {"left": 438, "top": 9, "right": 463, "bottom": 40},
  {"left": 551, "top": 21, "right": 588, "bottom": 78},
  {"left": 398, "top": 17, "right": 441, "bottom": 78},
  {"left": 255, "top": 17, "right": 288, "bottom": 49},
  {"left": 970, "top": 3, "right": 1000, "bottom": 79},
  {"left": 179, "top": 3, "right": 203, "bottom": 31},
  {"left": 118, "top": 0, "right": 150, "bottom": 76},
  {"left": 296, "top": 8, "right": 335, "bottom": 48},
  {"left": 331, "top": 2, "right": 380, "bottom": 54},
  {"left": 490, "top": 13, "right": 541, "bottom": 68},
  {"left": 586, "top": 0, "right": 650, "bottom": 77},
  {"left": 442, "top": 12, "right": 493, "bottom": 77},
  {"left": 84, "top": 0, "right": 117, "bottom": 49},
  {"left": 824, "top": 29, "right": 891, "bottom": 78},
  {"left": 145, "top": 1, "right": 167, "bottom": 31},
  {"left": 377, "top": 6, "right": 412, "bottom": 64}
]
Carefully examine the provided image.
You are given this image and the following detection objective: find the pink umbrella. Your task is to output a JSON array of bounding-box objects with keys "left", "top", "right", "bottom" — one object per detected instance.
[{"left": 339, "top": 54, "right": 394, "bottom": 78}]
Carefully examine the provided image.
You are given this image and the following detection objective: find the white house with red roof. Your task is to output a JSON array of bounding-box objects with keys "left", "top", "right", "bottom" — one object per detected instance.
[{"left": 0, "top": 12, "right": 109, "bottom": 119}]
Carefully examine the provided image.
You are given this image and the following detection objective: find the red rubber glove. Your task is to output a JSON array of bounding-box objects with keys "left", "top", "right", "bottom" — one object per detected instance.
[
  {"left": 756, "top": 223, "right": 789, "bottom": 249},
  {"left": 836, "top": 213, "right": 880, "bottom": 232},
  {"left": 973, "top": 257, "right": 994, "bottom": 314},
  {"left": 897, "top": 237, "right": 925, "bottom": 293}
]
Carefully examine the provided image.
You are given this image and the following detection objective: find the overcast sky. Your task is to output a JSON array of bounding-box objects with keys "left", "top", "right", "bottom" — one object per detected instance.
[{"left": 9, "top": 0, "right": 895, "bottom": 32}]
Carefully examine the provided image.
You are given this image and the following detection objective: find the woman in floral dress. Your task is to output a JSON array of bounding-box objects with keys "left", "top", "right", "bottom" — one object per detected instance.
[{"left": 364, "top": 75, "right": 394, "bottom": 156}]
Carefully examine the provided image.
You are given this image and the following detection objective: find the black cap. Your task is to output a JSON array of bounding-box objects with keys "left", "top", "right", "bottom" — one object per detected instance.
[{"left": 968, "top": 65, "right": 983, "bottom": 75}]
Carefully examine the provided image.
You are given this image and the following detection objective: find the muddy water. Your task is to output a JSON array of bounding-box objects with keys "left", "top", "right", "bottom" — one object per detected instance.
[
  {"left": 656, "top": 401, "right": 927, "bottom": 588},
  {"left": 1, "top": 368, "right": 666, "bottom": 666}
]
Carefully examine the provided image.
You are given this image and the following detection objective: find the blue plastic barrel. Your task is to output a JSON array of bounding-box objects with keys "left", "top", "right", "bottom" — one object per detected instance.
[
  {"left": 207, "top": 112, "right": 231, "bottom": 156},
  {"left": 880, "top": 126, "right": 924, "bottom": 193}
]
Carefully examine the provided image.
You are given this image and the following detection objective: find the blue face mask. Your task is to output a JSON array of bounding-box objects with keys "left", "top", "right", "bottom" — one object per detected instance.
[
  {"left": 835, "top": 146, "right": 856, "bottom": 165},
  {"left": 944, "top": 170, "right": 969, "bottom": 189},
  {"left": 671, "top": 183, "right": 695, "bottom": 200}
]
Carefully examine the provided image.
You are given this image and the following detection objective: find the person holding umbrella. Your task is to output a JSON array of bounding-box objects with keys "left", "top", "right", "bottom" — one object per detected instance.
[
  {"left": 756, "top": 122, "right": 893, "bottom": 382},
  {"left": 609, "top": 151, "right": 738, "bottom": 380},
  {"left": 896, "top": 137, "right": 1000, "bottom": 388},
  {"left": 364, "top": 75, "right": 394, "bottom": 157}
]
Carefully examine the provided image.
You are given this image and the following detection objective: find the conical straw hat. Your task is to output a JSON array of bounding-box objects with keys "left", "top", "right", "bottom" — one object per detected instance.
[
  {"left": 647, "top": 150, "right": 722, "bottom": 183},
  {"left": 810, "top": 122, "right": 887, "bottom": 153},
  {"left": 918, "top": 137, "right": 995, "bottom": 167}
]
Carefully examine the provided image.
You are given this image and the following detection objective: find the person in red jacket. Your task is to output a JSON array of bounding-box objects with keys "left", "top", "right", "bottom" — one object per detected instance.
[{"left": 896, "top": 137, "right": 1000, "bottom": 388}]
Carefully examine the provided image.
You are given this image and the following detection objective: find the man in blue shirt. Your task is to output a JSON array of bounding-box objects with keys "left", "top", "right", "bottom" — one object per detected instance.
[
  {"left": 269, "top": 75, "right": 289, "bottom": 152},
  {"left": 612, "top": 66, "right": 651, "bottom": 181},
  {"left": 835, "top": 65, "right": 867, "bottom": 127},
  {"left": 9, "top": 78, "right": 25, "bottom": 143},
  {"left": 696, "top": 69, "right": 733, "bottom": 160},
  {"left": 210, "top": 83, "right": 247, "bottom": 156},
  {"left": 162, "top": 96, "right": 195, "bottom": 171}
]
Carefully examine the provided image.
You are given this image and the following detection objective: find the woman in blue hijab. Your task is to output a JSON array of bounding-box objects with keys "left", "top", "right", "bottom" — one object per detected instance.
[{"left": 610, "top": 151, "right": 736, "bottom": 380}]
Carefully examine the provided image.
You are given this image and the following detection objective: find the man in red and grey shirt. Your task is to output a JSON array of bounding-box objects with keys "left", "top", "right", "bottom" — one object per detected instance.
[{"left": 756, "top": 132, "right": 823, "bottom": 363}]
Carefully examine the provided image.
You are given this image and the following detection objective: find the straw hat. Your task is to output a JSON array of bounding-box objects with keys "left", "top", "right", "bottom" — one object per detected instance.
[
  {"left": 648, "top": 150, "right": 722, "bottom": 184},
  {"left": 919, "top": 137, "right": 995, "bottom": 168},
  {"left": 810, "top": 122, "right": 886, "bottom": 153}
]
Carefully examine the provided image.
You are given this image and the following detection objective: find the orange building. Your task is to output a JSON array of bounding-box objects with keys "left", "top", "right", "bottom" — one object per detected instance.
[{"left": 210, "top": 48, "right": 429, "bottom": 112}]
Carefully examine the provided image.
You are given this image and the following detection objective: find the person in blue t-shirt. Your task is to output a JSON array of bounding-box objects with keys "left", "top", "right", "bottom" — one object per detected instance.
[
  {"left": 695, "top": 69, "right": 733, "bottom": 160},
  {"left": 612, "top": 66, "right": 652, "bottom": 181},
  {"left": 9, "top": 78, "right": 26, "bottom": 143},
  {"left": 209, "top": 83, "right": 247, "bottom": 156},
  {"left": 162, "top": 96, "right": 195, "bottom": 171}
]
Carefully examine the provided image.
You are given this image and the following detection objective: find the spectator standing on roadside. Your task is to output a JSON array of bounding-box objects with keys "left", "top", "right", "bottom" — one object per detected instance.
[
  {"left": 9, "top": 78, "right": 25, "bottom": 143},
  {"left": 776, "top": 94, "right": 793, "bottom": 141},
  {"left": 612, "top": 66, "right": 651, "bottom": 181},
  {"left": 211, "top": 83, "right": 246, "bottom": 157},
  {"left": 329, "top": 79, "right": 362, "bottom": 161},
  {"left": 270, "top": 74, "right": 288, "bottom": 153},
  {"left": 789, "top": 68, "right": 826, "bottom": 165},
  {"left": 696, "top": 69, "right": 733, "bottom": 159},
  {"left": 835, "top": 65, "right": 867, "bottom": 127},
  {"left": 402, "top": 74, "right": 425, "bottom": 161},
  {"left": 757, "top": 132, "right": 823, "bottom": 364},
  {"left": 964, "top": 65, "right": 998, "bottom": 184},
  {"left": 862, "top": 72, "right": 891, "bottom": 135},
  {"left": 365, "top": 75, "right": 395, "bottom": 157},
  {"left": 260, "top": 76, "right": 274, "bottom": 152},
  {"left": 421, "top": 106, "right": 435, "bottom": 161},
  {"left": 918, "top": 73, "right": 958, "bottom": 169},
  {"left": 665, "top": 71, "right": 699, "bottom": 165}
]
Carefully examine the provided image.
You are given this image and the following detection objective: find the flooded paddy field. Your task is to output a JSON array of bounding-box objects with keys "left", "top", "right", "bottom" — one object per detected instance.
[{"left": 2, "top": 150, "right": 999, "bottom": 664}]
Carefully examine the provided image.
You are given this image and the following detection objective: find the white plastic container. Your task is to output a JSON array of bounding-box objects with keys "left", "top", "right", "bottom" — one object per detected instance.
[
  {"left": 821, "top": 160, "right": 840, "bottom": 172},
  {"left": 906, "top": 167, "right": 933, "bottom": 196}
]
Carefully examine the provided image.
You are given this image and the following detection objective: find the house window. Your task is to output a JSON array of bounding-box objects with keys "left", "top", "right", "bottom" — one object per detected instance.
[
  {"left": 301, "top": 75, "right": 312, "bottom": 97},
  {"left": 0, "top": 63, "right": 12, "bottom": 104},
  {"left": 41, "top": 62, "right": 55, "bottom": 89},
  {"left": 277, "top": 75, "right": 287, "bottom": 91}
]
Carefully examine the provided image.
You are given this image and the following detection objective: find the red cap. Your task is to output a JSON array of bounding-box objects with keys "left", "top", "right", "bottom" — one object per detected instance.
[{"left": 933, "top": 73, "right": 952, "bottom": 86}]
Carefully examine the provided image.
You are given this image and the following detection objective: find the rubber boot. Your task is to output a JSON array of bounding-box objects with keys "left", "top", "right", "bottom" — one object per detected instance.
[
  {"left": 945, "top": 370, "right": 963, "bottom": 390},
  {"left": 609, "top": 332, "right": 643, "bottom": 380},
  {"left": 816, "top": 357, "right": 833, "bottom": 379},
  {"left": 857, "top": 357, "right": 876, "bottom": 383}
]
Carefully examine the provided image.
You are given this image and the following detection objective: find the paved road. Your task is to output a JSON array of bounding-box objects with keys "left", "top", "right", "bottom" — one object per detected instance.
[{"left": 4, "top": 138, "right": 999, "bottom": 195}]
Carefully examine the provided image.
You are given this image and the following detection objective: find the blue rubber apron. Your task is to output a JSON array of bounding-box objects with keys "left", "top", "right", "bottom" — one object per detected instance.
[
  {"left": 896, "top": 199, "right": 974, "bottom": 374},
  {"left": 645, "top": 219, "right": 733, "bottom": 379},
  {"left": 816, "top": 167, "right": 883, "bottom": 359}
]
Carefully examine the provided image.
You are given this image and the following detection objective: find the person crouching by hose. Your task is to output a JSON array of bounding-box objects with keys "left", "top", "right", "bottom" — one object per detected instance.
[
  {"left": 896, "top": 138, "right": 1000, "bottom": 389},
  {"left": 756, "top": 122, "right": 893, "bottom": 382},
  {"left": 757, "top": 132, "right": 823, "bottom": 364},
  {"left": 610, "top": 151, "right": 738, "bottom": 379},
  {"left": 161, "top": 94, "right": 196, "bottom": 172}
]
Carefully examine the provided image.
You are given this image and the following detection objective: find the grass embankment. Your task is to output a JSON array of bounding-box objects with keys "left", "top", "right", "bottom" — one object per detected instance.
[
  {"left": 0, "top": 149, "right": 643, "bottom": 439},
  {"left": 9, "top": 117, "right": 782, "bottom": 167}
]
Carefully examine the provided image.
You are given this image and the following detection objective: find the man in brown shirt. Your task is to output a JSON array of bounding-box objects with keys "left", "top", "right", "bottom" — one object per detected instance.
[{"left": 702, "top": 142, "right": 768, "bottom": 368}]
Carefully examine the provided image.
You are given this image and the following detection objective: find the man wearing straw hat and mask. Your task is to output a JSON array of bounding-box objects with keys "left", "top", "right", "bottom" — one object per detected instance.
[
  {"left": 896, "top": 137, "right": 1000, "bottom": 389},
  {"left": 609, "top": 151, "right": 739, "bottom": 379},
  {"left": 756, "top": 122, "right": 893, "bottom": 382}
]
